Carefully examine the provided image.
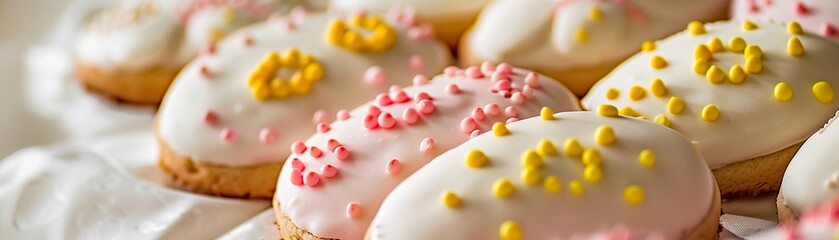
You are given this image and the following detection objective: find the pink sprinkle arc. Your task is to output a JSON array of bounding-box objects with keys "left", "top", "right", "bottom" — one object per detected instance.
[
  {"left": 291, "top": 158, "right": 306, "bottom": 171},
  {"left": 795, "top": 2, "right": 808, "bottom": 15},
  {"left": 511, "top": 92, "right": 525, "bottom": 104},
  {"left": 480, "top": 62, "right": 496, "bottom": 74},
  {"left": 337, "top": 110, "right": 351, "bottom": 121},
  {"left": 472, "top": 108, "right": 486, "bottom": 121},
  {"left": 202, "top": 43, "right": 217, "bottom": 55},
  {"left": 496, "top": 63, "right": 514, "bottom": 74},
  {"left": 312, "top": 109, "right": 330, "bottom": 125},
  {"left": 460, "top": 117, "right": 478, "bottom": 133},
  {"left": 204, "top": 111, "right": 219, "bottom": 125},
  {"left": 378, "top": 112, "right": 397, "bottom": 129},
  {"left": 414, "top": 92, "right": 432, "bottom": 102},
  {"left": 446, "top": 84, "right": 461, "bottom": 94},
  {"left": 367, "top": 106, "right": 383, "bottom": 116},
  {"left": 376, "top": 93, "right": 393, "bottom": 106},
  {"left": 443, "top": 66, "right": 460, "bottom": 77},
  {"left": 505, "top": 106, "right": 519, "bottom": 118},
  {"left": 200, "top": 65, "right": 212, "bottom": 78},
  {"left": 364, "top": 114, "right": 379, "bottom": 130},
  {"left": 823, "top": 22, "right": 837, "bottom": 37},
  {"left": 391, "top": 90, "right": 410, "bottom": 103},
  {"left": 291, "top": 170, "right": 304, "bottom": 186},
  {"left": 484, "top": 103, "right": 501, "bottom": 116},
  {"left": 412, "top": 74, "right": 429, "bottom": 86},
  {"left": 419, "top": 137, "right": 436, "bottom": 153},
  {"left": 321, "top": 165, "right": 338, "bottom": 178},
  {"left": 327, "top": 139, "right": 341, "bottom": 151},
  {"left": 291, "top": 141, "right": 307, "bottom": 154},
  {"left": 506, "top": 117, "right": 519, "bottom": 124},
  {"left": 316, "top": 123, "right": 331, "bottom": 133},
  {"left": 309, "top": 146, "right": 324, "bottom": 158},
  {"left": 417, "top": 99, "right": 436, "bottom": 115},
  {"left": 465, "top": 66, "right": 484, "bottom": 79},
  {"left": 304, "top": 172, "right": 321, "bottom": 187},
  {"left": 364, "top": 66, "right": 387, "bottom": 86},
  {"left": 408, "top": 55, "right": 425, "bottom": 72},
  {"left": 402, "top": 108, "right": 420, "bottom": 124},
  {"left": 495, "top": 80, "right": 513, "bottom": 91},
  {"left": 386, "top": 159, "right": 402, "bottom": 175},
  {"left": 525, "top": 72, "right": 541, "bottom": 88},
  {"left": 346, "top": 202, "right": 361, "bottom": 218},
  {"left": 523, "top": 85, "right": 535, "bottom": 99},
  {"left": 470, "top": 129, "right": 482, "bottom": 139},
  {"left": 219, "top": 128, "right": 235, "bottom": 143},
  {"left": 259, "top": 128, "right": 278, "bottom": 144},
  {"left": 334, "top": 146, "right": 351, "bottom": 161}
]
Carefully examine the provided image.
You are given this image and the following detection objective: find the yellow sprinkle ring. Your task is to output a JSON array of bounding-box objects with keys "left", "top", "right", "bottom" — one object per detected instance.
[
  {"left": 569, "top": 180, "right": 585, "bottom": 196},
  {"left": 499, "top": 221, "right": 522, "bottom": 240},
  {"left": 521, "top": 167, "right": 541, "bottom": 185},
  {"left": 728, "top": 65, "right": 746, "bottom": 84},
  {"left": 248, "top": 49, "right": 324, "bottom": 100},
  {"left": 624, "top": 185, "right": 645, "bottom": 205},
  {"left": 521, "top": 150, "right": 544, "bottom": 169},
  {"left": 582, "top": 149, "right": 602, "bottom": 166},
  {"left": 745, "top": 45, "right": 763, "bottom": 59},
  {"left": 693, "top": 59, "right": 710, "bottom": 75},
  {"left": 707, "top": 37, "right": 724, "bottom": 52},
  {"left": 744, "top": 56, "right": 763, "bottom": 74},
  {"left": 543, "top": 176, "right": 562, "bottom": 193},
  {"left": 564, "top": 138, "right": 584, "bottom": 158},
  {"left": 729, "top": 37, "right": 746, "bottom": 53},
  {"left": 465, "top": 149, "right": 489, "bottom": 168},
  {"left": 812, "top": 81, "right": 835, "bottom": 104},
  {"left": 694, "top": 44, "right": 712, "bottom": 61},
  {"left": 706, "top": 65, "right": 726, "bottom": 84},
  {"left": 326, "top": 16, "right": 397, "bottom": 52},
  {"left": 537, "top": 139, "right": 558, "bottom": 156},
  {"left": 583, "top": 165, "right": 603, "bottom": 183}
]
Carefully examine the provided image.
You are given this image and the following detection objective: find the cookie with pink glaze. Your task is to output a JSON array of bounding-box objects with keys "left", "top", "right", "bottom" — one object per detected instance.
[
  {"left": 155, "top": 12, "right": 451, "bottom": 198},
  {"left": 760, "top": 196, "right": 839, "bottom": 239},
  {"left": 273, "top": 63, "right": 580, "bottom": 239},
  {"left": 367, "top": 111, "right": 719, "bottom": 239},
  {"left": 732, "top": 0, "right": 839, "bottom": 42}
]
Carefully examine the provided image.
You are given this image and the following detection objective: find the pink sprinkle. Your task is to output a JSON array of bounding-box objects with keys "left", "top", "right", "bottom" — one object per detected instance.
[
  {"left": 484, "top": 104, "right": 501, "bottom": 116},
  {"left": 407, "top": 24, "right": 434, "bottom": 41},
  {"left": 386, "top": 159, "right": 402, "bottom": 175},
  {"left": 321, "top": 165, "right": 338, "bottom": 178},
  {"left": 364, "top": 114, "right": 379, "bottom": 130},
  {"left": 414, "top": 92, "right": 432, "bottom": 102},
  {"left": 480, "top": 62, "right": 496, "bottom": 75},
  {"left": 334, "top": 146, "right": 351, "bottom": 161},
  {"left": 506, "top": 117, "right": 519, "bottom": 124},
  {"left": 316, "top": 123, "right": 331, "bottom": 133},
  {"left": 472, "top": 108, "right": 486, "bottom": 121},
  {"left": 465, "top": 66, "right": 483, "bottom": 79},
  {"left": 505, "top": 106, "right": 518, "bottom": 118},
  {"left": 461, "top": 117, "right": 478, "bottom": 133},
  {"left": 364, "top": 66, "right": 387, "bottom": 86},
  {"left": 511, "top": 92, "right": 525, "bottom": 104},
  {"left": 795, "top": 2, "right": 808, "bottom": 15},
  {"left": 497, "top": 63, "right": 514, "bottom": 74},
  {"left": 291, "top": 141, "right": 307, "bottom": 155},
  {"left": 491, "top": 71, "right": 509, "bottom": 82},
  {"left": 346, "top": 202, "right": 361, "bottom": 218},
  {"left": 402, "top": 108, "right": 420, "bottom": 124},
  {"left": 367, "top": 106, "right": 382, "bottom": 116},
  {"left": 243, "top": 35, "right": 253, "bottom": 46},
  {"left": 304, "top": 172, "right": 321, "bottom": 187},
  {"left": 219, "top": 128, "right": 235, "bottom": 143},
  {"left": 200, "top": 65, "right": 212, "bottom": 78},
  {"left": 203, "top": 111, "right": 219, "bottom": 125},
  {"left": 495, "top": 80, "right": 513, "bottom": 91},
  {"left": 419, "top": 137, "right": 436, "bottom": 153},
  {"left": 499, "top": 90, "right": 512, "bottom": 98},
  {"left": 259, "top": 128, "right": 277, "bottom": 144},
  {"left": 290, "top": 170, "right": 303, "bottom": 186},
  {"left": 470, "top": 129, "right": 482, "bottom": 139},
  {"left": 389, "top": 85, "right": 402, "bottom": 93},
  {"left": 446, "top": 84, "right": 461, "bottom": 94},
  {"left": 309, "top": 146, "right": 323, "bottom": 158},
  {"left": 444, "top": 66, "right": 460, "bottom": 77},
  {"left": 378, "top": 112, "right": 397, "bottom": 129},
  {"left": 312, "top": 109, "right": 329, "bottom": 125},
  {"left": 409, "top": 55, "right": 425, "bottom": 72},
  {"left": 291, "top": 158, "right": 305, "bottom": 171},
  {"left": 327, "top": 139, "right": 341, "bottom": 151},
  {"left": 823, "top": 22, "right": 837, "bottom": 37},
  {"left": 376, "top": 93, "right": 393, "bottom": 106},
  {"left": 525, "top": 72, "right": 541, "bottom": 88},
  {"left": 417, "top": 99, "right": 436, "bottom": 115},
  {"left": 337, "top": 110, "right": 351, "bottom": 121},
  {"left": 400, "top": 7, "right": 418, "bottom": 26},
  {"left": 522, "top": 85, "right": 534, "bottom": 99},
  {"left": 290, "top": 6, "right": 308, "bottom": 20},
  {"left": 202, "top": 43, "right": 216, "bottom": 55},
  {"left": 391, "top": 90, "right": 410, "bottom": 103},
  {"left": 412, "top": 74, "right": 429, "bottom": 86}
]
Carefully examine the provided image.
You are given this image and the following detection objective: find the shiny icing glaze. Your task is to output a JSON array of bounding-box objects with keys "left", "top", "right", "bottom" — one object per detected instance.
[
  {"left": 467, "top": 0, "right": 728, "bottom": 71},
  {"left": 732, "top": 0, "right": 839, "bottom": 42},
  {"left": 582, "top": 21, "right": 839, "bottom": 169},
  {"left": 157, "top": 13, "right": 450, "bottom": 167},
  {"left": 780, "top": 111, "right": 839, "bottom": 215},
  {"left": 275, "top": 65, "right": 580, "bottom": 239},
  {"left": 331, "top": 0, "right": 491, "bottom": 22},
  {"left": 368, "top": 111, "right": 715, "bottom": 239}
]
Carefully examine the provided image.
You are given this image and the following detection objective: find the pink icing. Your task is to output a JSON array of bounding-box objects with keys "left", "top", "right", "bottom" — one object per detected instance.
[{"left": 732, "top": 0, "right": 839, "bottom": 41}]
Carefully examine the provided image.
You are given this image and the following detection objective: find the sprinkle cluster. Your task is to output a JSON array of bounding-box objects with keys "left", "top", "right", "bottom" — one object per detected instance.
[
  {"left": 247, "top": 48, "right": 325, "bottom": 100},
  {"left": 326, "top": 15, "right": 397, "bottom": 52}
]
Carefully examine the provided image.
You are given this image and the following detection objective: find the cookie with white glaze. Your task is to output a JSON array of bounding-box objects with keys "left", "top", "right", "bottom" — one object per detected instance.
[
  {"left": 460, "top": 0, "right": 729, "bottom": 96},
  {"left": 331, "top": 0, "right": 491, "bottom": 47},
  {"left": 155, "top": 12, "right": 452, "bottom": 198},
  {"left": 273, "top": 63, "right": 580, "bottom": 239},
  {"left": 367, "top": 111, "right": 720, "bottom": 240},
  {"left": 582, "top": 20, "right": 839, "bottom": 198},
  {"left": 733, "top": 0, "right": 839, "bottom": 42}
]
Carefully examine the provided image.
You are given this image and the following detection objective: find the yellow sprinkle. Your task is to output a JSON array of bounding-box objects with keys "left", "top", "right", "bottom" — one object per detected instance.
[
  {"left": 654, "top": 114, "right": 670, "bottom": 127},
  {"left": 788, "top": 37, "right": 804, "bottom": 56},
  {"left": 270, "top": 78, "right": 291, "bottom": 98},
  {"left": 493, "top": 122, "right": 509, "bottom": 136},
  {"left": 694, "top": 44, "right": 712, "bottom": 61},
  {"left": 569, "top": 180, "right": 585, "bottom": 196},
  {"left": 637, "top": 115, "right": 648, "bottom": 120},
  {"left": 303, "top": 62, "right": 325, "bottom": 82},
  {"left": 521, "top": 150, "right": 544, "bottom": 169},
  {"left": 641, "top": 41, "right": 656, "bottom": 52},
  {"left": 222, "top": 6, "right": 236, "bottom": 23},
  {"left": 349, "top": 15, "right": 366, "bottom": 26},
  {"left": 363, "top": 16, "right": 384, "bottom": 29},
  {"left": 742, "top": 21, "right": 758, "bottom": 31},
  {"left": 687, "top": 21, "right": 706, "bottom": 36},
  {"left": 540, "top": 107, "right": 555, "bottom": 120},
  {"left": 543, "top": 176, "right": 562, "bottom": 193},
  {"left": 583, "top": 165, "right": 603, "bottom": 183},
  {"left": 537, "top": 139, "right": 558, "bottom": 156},
  {"left": 589, "top": 6, "right": 604, "bottom": 22},
  {"left": 564, "top": 138, "right": 583, "bottom": 158},
  {"left": 774, "top": 82, "right": 793, "bottom": 102},
  {"left": 650, "top": 78, "right": 667, "bottom": 97},
  {"left": 499, "top": 221, "right": 522, "bottom": 240},
  {"left": 629, "top": 85, "right": 647, "bottom": 101},
  {"left": 708, "top": 37, "right": 724, "bottom": 52},
  {"left": 638, "top": 149, "right": 656, "bottom": 167},
  {"left": 576, "top": 28, "right": 589, "bottom": 43},
  {"left": 693, "top": 59, "right": 710, "bottom": 75},
  {"left": 812, "top": 81, "right": 835, "bottom": 104},
  {"left": 289, "top": 72, "right": 311, "bottom": 95},
  {"left": 744, "top": 45, "right": 763, "bottom": 59},
  {"left": 598, "top": 104, "right": 619, "bottom": 117},
  {"left": 606, "top": 88, "right": 620, "bottom": 100},
  {"left": 342, "top": 31, "right": 366, "bottom": 52},
  {"left": 729, "top": 37, "right": 746, "bottom": 53},
  {"left": 650, "top": 55, "right": 668, "bottom": 69},
  {"left": 582, "top": 149, "right": 602, "bottom": 166},
  {"left": 728, "top": 65, "right": 746, "bottom": 84},
  {"left": 706, "top": 65, "right": 726, "bottom": 84},
  {"left": 282, "top": 48, "right": 301, "bottom": 67},
  {"left": 667, "top": 97, "right": 685, "bottom": 114},
  {"left": 619, "top": 107, "right": 639, "bottom": 117},
  {"left": 326, "top": 19, "right": 348, "bottom": 44},
  {"left": 744, "top": 56, "right": 763, "bottom": 74},
  {"left": 701, "top": 104, "right": 720, "bottom": 122},
  {"left": 594, "top": 125, "right": 616, "bottom": 146},
  {"left": 521, "top": 167, "right": 541, "bottom": 185},
  {"left": 209, "top": 27, "right": 224, "bottom": 42},
  {"left": 465, "top": 149, "right": 489, "bottom": 168},
  {"left": 441, "top": 191, "right": 461, "bottom": 208},
  {"left": 624, "top": 185, "right": 645, "bottom": 205},
  {"left": 493, "top": 178, "right": 515, "bottom": 198},
  {"left": 252, "top": 84, "right": 272, "bottom": 100},
  {"left": 788, "top": 21, "right": 803, "bottom": 34}
]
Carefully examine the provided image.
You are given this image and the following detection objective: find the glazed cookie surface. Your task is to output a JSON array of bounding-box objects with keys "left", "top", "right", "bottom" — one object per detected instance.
[
  {"left": 275, "top": 64, "right": 580, "bottom": 239},
  {"left": 780, "top": 112, "right": 839, "bottom": 218},
  {"left": 582, "top": 20, "right": 839, "bottom": 169},
  {"left": 368, "top": 111, "right": 718, "bottom": 239},
  {"left": 733, "top": 0, "right": 839, "bottom": 42}
]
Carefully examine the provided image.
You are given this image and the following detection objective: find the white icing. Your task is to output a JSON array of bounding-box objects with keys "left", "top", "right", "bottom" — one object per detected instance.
[
  {"left": 781, "top": 111, "right": 839, "bottom": 214},
  {"left": 369, "top": 112, "right": 715, "bottom": 239},
  {"left": 582, "top": 21, "right": 839, "bottom": 168},
  {"left": 157, "top": 14, "right": 450, "bottom": 167}
]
